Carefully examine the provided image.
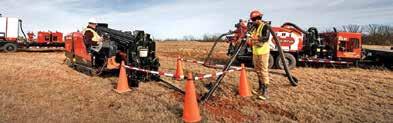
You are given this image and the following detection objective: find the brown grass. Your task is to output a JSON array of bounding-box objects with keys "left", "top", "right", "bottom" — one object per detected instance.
[{"left": 0, "top": 41, "right": 392, "bottom": 122}]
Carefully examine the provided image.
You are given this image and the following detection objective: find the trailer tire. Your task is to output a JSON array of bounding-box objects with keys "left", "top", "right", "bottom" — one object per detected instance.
[
  {"left": 268, "top": 55, "right": 274, "bottom": 69},
  {"left": 3, "top": 43, "right": 17, "bottom": 52},
  {"left": 276, "top": 53, "right": 296, "bottom": 69}
]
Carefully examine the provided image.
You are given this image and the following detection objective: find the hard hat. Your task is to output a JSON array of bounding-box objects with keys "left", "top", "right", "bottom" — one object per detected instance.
[
  {"left": 88, "top": 18, "right": 98, "bottom": 24},
  {"left": 250, "top": 10, "right": 263, "bottom": 19}
]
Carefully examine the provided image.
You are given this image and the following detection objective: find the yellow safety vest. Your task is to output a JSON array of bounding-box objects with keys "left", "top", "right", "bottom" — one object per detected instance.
[
  {"left": 251, "top": 21, "right": 270, "bottom": 55},
  {"left": 82, "top": 28, "right": 101, "bottom": 42}
]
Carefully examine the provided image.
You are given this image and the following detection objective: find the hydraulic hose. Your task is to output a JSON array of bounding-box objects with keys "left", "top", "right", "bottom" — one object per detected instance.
[
  {"left": 203, "top": 31, "right": 233, "bottom": 65},
  {"left": 281, "top": 22, "right": 308, "bottom": 34},
  {"left": 18, "top": 19, "right": 29, "bottom": 46},
  {"left": 266, "top": 24, "right": 298, "bottom": 86}
]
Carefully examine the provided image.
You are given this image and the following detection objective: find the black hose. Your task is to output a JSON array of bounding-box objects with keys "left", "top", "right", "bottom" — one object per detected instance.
[
  {"left": 266, "top": 24, "right": 298, "bottom": 86},
  {"left": 281, "top": 22, "right": 308, "bottom": 34},
  {"left": 18, "top": 19, "right": 29, "bottom": 46},
  {"left": 333, "top": 27, "right": 337, "bottom": 33},
  {"left": 200, "top": 38, "right": 247, "bottom": 104},
  {"left": 159, "top": 78, "right": 185, "bottom": 94},
  {"left": 203, "top": 31, "right": 233, "bottom": 65},
  {"left": 308, "top": 27, "right": 318, "bottom": 34},
  {"left": 200, "top": 22, "right": 300, "bottom": 104},
  {"left": 307, "top": 27, "right": 319, "bottom": 46}
]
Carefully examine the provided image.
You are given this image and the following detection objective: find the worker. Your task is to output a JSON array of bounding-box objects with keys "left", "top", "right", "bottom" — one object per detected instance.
[
  {"left": 249, "top": 10, "right": 270, "bottom": 100},
  {"left": 82, "top": 18, "right": 102, "bottom": 52}
]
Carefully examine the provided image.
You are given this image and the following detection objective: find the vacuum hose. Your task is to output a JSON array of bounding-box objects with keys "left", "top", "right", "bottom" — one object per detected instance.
[
  {"left": 18, "top": 19, "right": 29, "bottom": 46},
  {"left": 200, "top": 38, "right": 248, "bottom": 104},
  {"left": 200, "top": 23, "right": 300, "bottom": 104},
  {"left": 266, "top": 23, "right": 298, "bottom": 86},
  {"left": 281, "top": 22, "right": 308, "bottom": 34},
  {"left": 203, "top": 31, "right": 233, "bottom": 65}
]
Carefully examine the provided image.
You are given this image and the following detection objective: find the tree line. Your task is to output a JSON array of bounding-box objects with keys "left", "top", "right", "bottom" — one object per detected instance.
[
  {"left": 334, "top": 24, "right": 393, "bottom": 45},
  {"left": 163, "top": 24, "right": 393, "bottom": 45},
  {"left": 162, "top": 34, "right": 225, "bottom": 42}
]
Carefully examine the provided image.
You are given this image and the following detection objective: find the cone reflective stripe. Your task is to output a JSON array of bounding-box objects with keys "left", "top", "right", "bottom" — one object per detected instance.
[
  {"left": 183, "top": 73, "right": 201, "bottom": 123},
  {"left": 239, "top": 64, "right": 251, "bottom": 97},
  {"left": 174, "top": 58, "right": 184, "bottom": 80},
  {"left": 114, "top": 61, "right": 131, "bottom": 93}
]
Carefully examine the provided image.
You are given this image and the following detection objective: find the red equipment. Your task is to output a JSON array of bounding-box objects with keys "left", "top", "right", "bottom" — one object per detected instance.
[
  {"left": 35, "top": 31, "right": 63, "bottom": 44},
  {"left": 226, "top": 21, "right": 392, "bottom": 69},
  {"left": 0, "top": 15, "right": 64, "bottom": 52},
  {"left": 64, "top": 32, "right": 91, "bottom": 62},
  {"left": 64, "top": 23, "right": 160, "bottom": 87},
  {"left": 27, "top": 32, "right": 34, "bottom": 41}
]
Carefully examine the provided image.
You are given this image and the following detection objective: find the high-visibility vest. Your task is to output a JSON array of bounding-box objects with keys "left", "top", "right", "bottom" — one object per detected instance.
[
  {"left": 251, "top": 21, "right": 270, "bottom": 55},
  {"left": 82, "top": 28, "right": 101, "bottom": 42}
]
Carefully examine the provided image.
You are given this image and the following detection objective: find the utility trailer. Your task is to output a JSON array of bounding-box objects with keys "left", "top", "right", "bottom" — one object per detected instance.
[
  {"left": 26, "top": 31, "right": 64, "bottom": 47},
  {"left": 362, "top": 48, "right": 393, "bottom": 69},
  {"left": 0, "top": 15, "right": 64, "bottom": 52},
  {"left": 226, "top": 21, "right": 393, "bottom": 69}
]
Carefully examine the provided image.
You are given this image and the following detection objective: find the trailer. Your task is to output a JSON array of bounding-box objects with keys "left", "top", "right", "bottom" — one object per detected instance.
[
  {"left": 362, "top": 48, "right": 393, "bottom": 69},
  {"left": 226, "top": 21, "right": 393, "bottom": 69},
  {"left": 0, "top": 15, "right": 64, "bottom": 52},
  {"left": 27, "top": 31, "right": 64, "bottom": 47}
]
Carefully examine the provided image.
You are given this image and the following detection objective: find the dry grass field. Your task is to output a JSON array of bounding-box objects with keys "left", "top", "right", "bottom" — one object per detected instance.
[{"left": 0, "top": 41, "right": 392, "bottom": 122}]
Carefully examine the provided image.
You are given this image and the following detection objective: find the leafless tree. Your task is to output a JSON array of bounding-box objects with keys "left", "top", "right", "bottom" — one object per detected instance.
[
  {"left": 366, "top": 24, "right": 379, "bottom": 35},
  {"left": 341, "top": 24, "right": 363, "bottom": 33},
  {"left": 362, "top": 24, "right": 393, "bottom": 45}
]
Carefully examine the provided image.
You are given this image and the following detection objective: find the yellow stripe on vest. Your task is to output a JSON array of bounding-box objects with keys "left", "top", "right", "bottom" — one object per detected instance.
[{"left": 83, "top": 28, "right": 101, "bottom": 42}]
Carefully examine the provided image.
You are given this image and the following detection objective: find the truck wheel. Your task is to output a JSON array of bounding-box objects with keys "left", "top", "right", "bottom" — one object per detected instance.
[
  {"left": 3, "top": 43, "right": 17, "bottom": 52},
  {"left": 276, "top": 53, "right": 296, "bottom": 69},
  {"left": 268, "top": 55, "right": 274, "bottom": 69}
]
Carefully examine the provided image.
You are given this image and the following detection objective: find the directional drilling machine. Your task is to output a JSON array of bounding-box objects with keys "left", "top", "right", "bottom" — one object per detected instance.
[{"left": 64, "top": 23, "right": 160, "bottom": 87}]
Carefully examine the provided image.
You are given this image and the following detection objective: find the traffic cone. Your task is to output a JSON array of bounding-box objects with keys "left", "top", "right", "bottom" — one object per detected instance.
[
  {"left": 183, "top": 73, "right": 201, "bottom": 123},
  {"left": 114, "top": 61, "right": 131, "bottom": 93},
  {"left": 239, "top": 64, "right": 251, "bottom": 97},
  {"left": 107, "top": 56, "right": 120, "bottom": 69},
  {"left": 174, "top": 58, "right": 184, "bottom": 80}
]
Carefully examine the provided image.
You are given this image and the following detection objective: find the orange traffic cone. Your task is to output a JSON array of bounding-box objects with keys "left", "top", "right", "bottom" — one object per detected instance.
[
  {"left": 239, "top": 64, "right": 251, "bottom": 97},
  {"left": 114, "top": 61, "right": 131, "bottom": 93},
  {"left": 174, "top": 58, "right": 184, "bottom": 80},
  {"left": 107, "top": 56, "right": 120, "bottom": 69},
  {"left": 183, "top": 73, "right": 201, "bottom": 123}
]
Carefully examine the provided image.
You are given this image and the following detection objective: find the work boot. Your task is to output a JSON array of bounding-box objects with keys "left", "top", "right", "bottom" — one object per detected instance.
[
  {"left": 252, "top": 80, "right": 263, "bottom": 95},
  {"left": 257, "top": 84, "right": 268, "bottom": 100}
]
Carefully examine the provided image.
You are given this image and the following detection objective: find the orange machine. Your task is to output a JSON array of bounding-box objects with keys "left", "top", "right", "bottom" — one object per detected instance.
[
  {"left": 226, "top": 22, "right": 364, "bottom": 69},
  {"left": 35, "top": 31, "right": 63, "bottom": 44},
  {"left": 319, "top": 32, "right": 362, "bottom": 60},
  {"left": 64, "top": 23, "right": 160, "bottom": 87}
]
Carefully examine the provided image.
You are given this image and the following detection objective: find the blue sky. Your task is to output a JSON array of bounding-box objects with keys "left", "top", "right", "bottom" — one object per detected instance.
[{"left": 1, "top": 0, "right": 392, "bottom": 39}]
